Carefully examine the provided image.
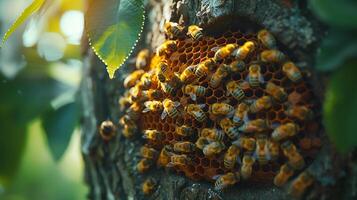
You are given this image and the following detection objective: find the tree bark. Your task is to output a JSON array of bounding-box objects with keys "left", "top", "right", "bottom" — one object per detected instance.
[{"left": 80, "top": 0, "right": 357, "bottom": 199}]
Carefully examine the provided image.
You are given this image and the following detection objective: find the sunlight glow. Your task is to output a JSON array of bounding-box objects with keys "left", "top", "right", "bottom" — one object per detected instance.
[
  {"left": 37, "top": 32, "right": 66, "bottom": 61},
  {"left": 60, "top": 10, "right": 84, "bottom": 45}
]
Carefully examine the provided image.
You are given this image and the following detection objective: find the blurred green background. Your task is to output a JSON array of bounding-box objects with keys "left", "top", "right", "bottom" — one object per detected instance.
[{"left": 0, "top": 0, "right": 87, "bottom": 199}]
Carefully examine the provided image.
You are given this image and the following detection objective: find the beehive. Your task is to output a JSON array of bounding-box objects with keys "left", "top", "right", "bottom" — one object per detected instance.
[{"left": 119, "top": 29, "right": 322, "bottom": 185}]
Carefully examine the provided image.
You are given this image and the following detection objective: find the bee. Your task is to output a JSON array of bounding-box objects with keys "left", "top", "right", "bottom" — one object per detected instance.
[
  {"left": 274, "top": 163, "right": 294, "bottom": 187},
  {"left": 156, "top": 61, "right": 171, "bottom": 82},
  {"left": 131, "top": 88, "right": 162, "bottom": 102},
  {"left": 224, "top": 144, "right": 241, "bottom": 169},
  {"left": 122, "top": 124, "right": 137, "bottom": 139},
  {"left": 142, "top": 178, "right": 157, "bottom": 195},
  {"left": 271, "top": 123, "right": 299, "bottom": 141},
  {"left": 233, "top": 136, "right": 256, "bottom": 152},
  {"left": 156, "top": 40, "right": 177, "bottom": 57},
  {"left": 249, "top": 96, "right": 273, "bottom": 113},
  {"left": 140, "top": 72, "right": 157, "bottom": 90},
  {"left": 185, "top": 104, "right": 207, "bottom": 122},
  {"left": 137, "top": 158, "right": 153, "bottom": 173},
  {"left": 214, "top": 172, "right": 240, "bottom": 191},
  {"left": 187, "top": 25, "right": 203, "bottom": 41},
  {"left": 233, "top": 102, "right": 249, "bottom": 126},
  {"left": 99, "top": 120, "right": 117, "bottom": 141},
  {"left": 255, "top": 135, "right": 270, "bottom": 165},
  {"left": 247, "top": 64, "right": 264, "bottom": 87},
  {"left": 213, "top": 43, "right": 238, "bottom": 62},
  {"left": 183, "top": 84, "right": 206, "bottom": 101},
  {"left": 161, "top": 74, "right": 182, "bottom": 95},
  {"left": 281, "top": 141, "right": 305, "bottom": 170},
  {"left": 226, "top": 81, "right": 245, "bottom": 101},
  {"left": 288, "top": 171, "right": 314, "bottom": 198},
  {"left": 179, "top": 65, "right": 197, "bottom": 83},
  {"left": 233, "top": 41, "right": 255, "bottom": 60},
  {"left": 203, "top": 141, "right": 226, "bottom": 157},
  {"left": 257, "top": 29, "right": 276, "bottom": 49},
  {"left": 228, "top": 60, "right": 245, "bottom": 72},
  {"left": 168, "top": 154, "right": 191, "bottom": 167},
  {"left": 285, "top": 106, "right": 313, "bottom": 121},
  {"left": 164, "top": 21, "right": 184, "bottom": 38},
  {"left": 175, "top": 125, "right": 196, "bottom": 137},
  {"left": 119, "top": 114, "right": 135, "bottom": 127},
  {"left": 143, "top": 130, "right": 162, "bottom": 141},
  {"left": 119, "top": 91, "right": 132, "bottom": 111},
  {"left": 241, "top": 153, "right": 255, "bottom": 180},
  {"left": 282, "top": 61, "right": 303, "bottom": 82},
  {"left": 173, "top": 141, "right": 196, "bottom": 153},
  {"left": 260, "top": 49, "right": 286, "bottom": 63},
  {"left": 195, "top": 58, "right": 216, "bottom": 77},
  {"left": 143, "top": 100, "right": 164, "bottom": 113},
  {"left": 140, "top": 146, "right": 159, "bottom": 159},
  {"left": 124, "top": 69, "right": 145, "bottom": 88},
  {"left": 210, "top": 64, "right": 229, "bottom": 88},
  {"left": 265, "top": 82, "right": 287, "bottom": 102},
  {"left": 199, "top": 128, "right": 225, "bottom": 142},
  {"left": 157, "top": 145, "right": 173, "bottom": 167},
  {"left": 195, "top": 136, "right": 211, "bottom": 150},
  {"left": 136, "top": 49, "right": 150, "bottom": 69},
  {"left": 238, "top": 119, "right": 270, "bottom": 133},
  {"left": 126, "top": 102, "right": 142, "bottom": 120},
  {"left": 219, "top": 118, "right": 240, "bottom": 139},
  {"left": 161, "top": 99, "right": 181, "bottom": 119},
  {"left": 268, "top": 140, "right": 280, "bottom": 161},
  {"left": 210, "top": 103, "right": 235, "bottom": 117}
]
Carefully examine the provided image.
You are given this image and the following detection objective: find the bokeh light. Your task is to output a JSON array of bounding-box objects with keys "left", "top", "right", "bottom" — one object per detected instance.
[{"left": 60, "top": 10, "right": 84, "bottom": 45}]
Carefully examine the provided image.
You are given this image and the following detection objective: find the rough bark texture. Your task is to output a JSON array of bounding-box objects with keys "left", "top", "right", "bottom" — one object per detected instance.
[{"left": 80, "top": 0, "right": 357, "bottom": 199}]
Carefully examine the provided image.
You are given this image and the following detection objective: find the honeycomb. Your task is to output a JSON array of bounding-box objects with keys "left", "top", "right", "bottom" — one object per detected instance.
[{"left": 118, "top": 28, "right": 322, "bottom": 187}]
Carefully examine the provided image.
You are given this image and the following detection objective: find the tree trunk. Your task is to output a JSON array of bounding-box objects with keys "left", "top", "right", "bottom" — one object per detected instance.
[{"left": 80, "top": 0, "right": 357, "bottom": 199}]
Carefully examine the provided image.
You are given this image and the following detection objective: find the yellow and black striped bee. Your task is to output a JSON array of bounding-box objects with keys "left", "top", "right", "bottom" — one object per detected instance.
[
  {"left": 183, "top": 84, "right": 207, "bottom": 101},
  {"left": 282, "top": 61, "right": 302, "bottom": 82},
  {"left": 161, "top": 99, "right": 181, "bottom": 119},
  {"left": 257, "top": 29, "right": 276, "bottom": 49},
  {"left": 247, "top": 64, "right": 264, "bottom": 87},
  {"left": 187, "top": 25, "right": 203, "bottom": 40},
  {"left": 213, "top": 172, "right": 240, "bottom": 191},
  {"left": 226, "top": 81, "right": 245, "bottom": 101},
  {"left": 274, "top": 163, "right": 294, "bottom": 187},
  {"left": 265, "top": 82, "right": 287, "bottom": 102},
  {"left": 142, "top": 177, "right": 157, "bottom": 195},
  {"left": 164, "top": 21, "right": 184, "bottom": 38},
  {"left": 185, "top": 104, "right": 207, "bottom": 122},
  {"left": 260, "top": 49, "right": 286, "bottom": 63},
  {"left": 173, "top": 141, "right": 196, "bottom": 153},
  {"left": 213, "top": 43, "right": 238, "bottom": 62},
  {"left": 175, "top": 125, "right": 196, "bottom": 137},
  {"left": 224, "top": 144, "right": 240, "bottom": 169}
]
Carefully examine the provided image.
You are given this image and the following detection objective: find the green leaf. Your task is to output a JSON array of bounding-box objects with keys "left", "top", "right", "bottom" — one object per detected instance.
[
  {"left": 41, "top": 100, "right": 80, "bottom": 161},
  {"left": 1, "top": 0, "right": 45, "bottom": 47},
  {"left": 324, "top": 60, "right": 357, "bottom": 152},
  {"left": 86, "top": 0, "right": 145, "bottom": 79},
  {"left": 310, "top": 0, "right": 357, "bottom": 30},
  {"left": 316, "top": 30, "right": 357, "bottom": 72}
]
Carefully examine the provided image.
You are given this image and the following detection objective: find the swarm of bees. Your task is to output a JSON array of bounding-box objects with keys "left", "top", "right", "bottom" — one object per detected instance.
[{"left": 113, "top": 22, "right": 322, "bottom": 197}]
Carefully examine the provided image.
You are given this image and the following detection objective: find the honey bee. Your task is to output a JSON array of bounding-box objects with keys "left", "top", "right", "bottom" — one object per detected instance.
[
  {"left": 214, "top": 172, "right": 240, "bottom": 191},
  {"left": 164, "top": 21, "right": 184, "bottom": 38},
  {"left": 274, "top": 163, "right": 294, "bottom": 187},
  {"left": 249, "top": 96, "right": 273, "bottom": 113},
  {"left": 168, "top": 154, "right": 191, "bottom": 167},
  {"left": 210, "top": 64, "right": 229, "bottom": 88},
  {"left": 156, "top": 40, "right": 177, "bottom": 57},
  {"left": 179, "top": 65, "right": 197, "bottom": 83},
  {"left": 136, "top": 49, "right": 150, "bottom": 69},
  {"left": 99, "top": 120, "right": 117, "bottom": 141},
  {"left": 142, "top": 178, "right": 157, "bottom": 195},
  {"left": 260, "top": 49, "right": 286, "bottom": 63},
  {"left": 257, "top": 29, "right": 276, "bottom": 49},
  {"left": 161, "top": 99, "right": 181, "bottom": 119},
  {"left": 271, "top": 123, "right": 299, "bottom": 141},
  {"left": 140, "top": 146, "right": 159, "bottom": 159},
  {"left": 157, "top": 145, "right": 173, "bottom": 167},
  {"left": 122, "top": 124, "right": 137, "bottom": 139},
  {"left": 281, "top": 141, "right": 305, "bottom": 170},
  {"left": 137, "top": 158, "right": 153, "bottom": 173},
  {"left": 226, "top": 81, "right": 245, "bottom": 101},
  {"left": 175, "top": 125, "right": 196, "bottom": 137},
  {"left": 162, "top": 75, "right": 182, "bottom": 95},
  {"left": 203, "top": 141, "right": 226, "bottom": 157},
  {"left": 187, "top": 25, "right": 203, "bottom": 41},
  {"left": 224, "top": 144, "right": 241, "bottom": 169},
  {"left": 228, "top": 60, "right": 245, "bottom": 72},
  {"left": 238, "top": 119, "right": 270, "bottom": 133},
  {"left": 219, "top": 118, "right": 240, "bottom": 139},
  {"left": 143, "top": 130, "right": 162, "bottom": 141},
  {"left": 265, "top": 82, "right": 287, "bottom": 102},
  {"left": 126, "top": 102, "right": 142, "bottom": 120},
  {"left": 213, "top": 43, "right": 238, "bottom": 62},
  {"left": 119, "top": 91, "right": 132, "bottom": 111},
  {"left": 195, "top": 58, "right": 216, "bottom": 77},
  {"left": 233, "top": 136, "right": 256, "bottom": 152},
  {"left": 156, "top": 61, "right": 171, "bottom": 82},
  {"left": 124, "top": 69, "right": 145, "bottom": 88},
  {"left": 233, "top": 41, "right": 255, "bottom": 60},
  {"left": 140, "top": 72, "right": 156, "bottom": 90},
  {"left": 282, "top": 61, "right": 303, "bottom": 82},
  {"left": 183, "top": 84, "right": 206, "bottom": 101},
  {"left": 285, "top": 105, "right": 313, "bottom": 121},
  {"left": 241, "top": 153, "right": 255, "bottom": 180},
  {"left": 119, "top": 114, "right": 135, "bottom": 127},
  {"left": 130, "top": 88, "right": 162, "bottom": 102},
  {"left": 173, "top": 141, "right": 196, "bottom": 153},
  {"left": 210, "top": 103, "right": 235, "bottom": 117},
  {"left": 255, "top": 135, "right": 270, "bottom": 165},
  {"left": 143, "top": 100, "right": 164, "bottom": 113},
  {"left": 195, "top": 136, "right": 211, "bottom": 150},
  {"left": 232, "top": 102, "right": 249, "bottom": 125},
  {"left": 199, "top": 128, "right": 225, "bottom": 142},
  {"left": 268, "top": 140, "right": 280, "bottom": 161},
  {"left": 185, "top": 104, "right": 207, "bottom": 122},
  {"left": 247, "top": 64, "right": 264, "bottom": 87},
  {"left": 288, "top": 171, "right": 314, "bottom": 197}
]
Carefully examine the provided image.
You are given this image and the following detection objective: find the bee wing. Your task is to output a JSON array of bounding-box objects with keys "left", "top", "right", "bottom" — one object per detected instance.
[
  {"left": 144, "top": 101, "right": 151, "bottom": 108},
  {"left": 198, "top": 104, "right": 206, "bottom": 109},
  {"left": 190, "top": 93, "right": 197, "bottom": 101},
  {"left": 211, "top": 46, "right": 221, "bottom": 52},
  {"left": 174, "top": 101, "right": 181, "bottom": 108},
  {"left": 243, "top": 114, "right": 250, "bottom": 123},
  {"left": 212, "top": 174, "right": 222, "bottom": 180},
  {"left": 161, "top": 110, "right": 168, "bottom": 120},
  {"left": 142, "top": 108, "right": 151, "bottom": 113},
  {"left": 271, "top": 122, "right": 280, "bottom": 129},
  {"left": 259, "top": 75, "right": 265, "bottom": 83}
]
